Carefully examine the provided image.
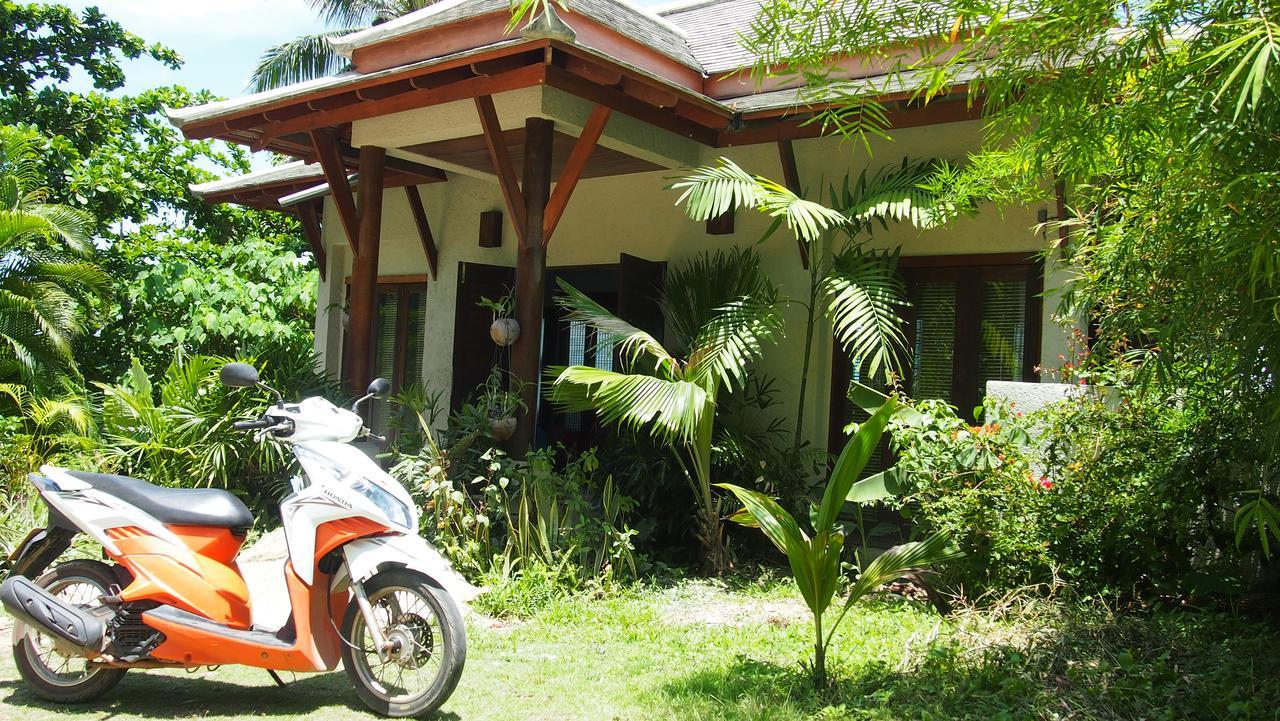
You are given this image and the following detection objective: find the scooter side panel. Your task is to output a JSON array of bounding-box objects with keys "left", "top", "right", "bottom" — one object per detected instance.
[
  {"left": 107, "top": 526, "right": 253, "bottom": 630},
  {"left": 146, "top": 562, "right": 347, "bottom": 672}
]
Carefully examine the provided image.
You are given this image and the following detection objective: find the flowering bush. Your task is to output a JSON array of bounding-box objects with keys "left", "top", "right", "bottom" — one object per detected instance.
[
  {"left": 881, "top": 382, "right": 1268, "bottom": 599},
  {"left": 885, "top": 397, "right": 1057, "bottom": 590}
]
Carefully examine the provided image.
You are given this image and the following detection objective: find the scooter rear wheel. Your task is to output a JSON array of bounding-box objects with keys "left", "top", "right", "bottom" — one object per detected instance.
[
  {"left": 12, "top": 560, "right": 126, "bottom": 704},
  {"left": 340, "top": 568, "right": 466, "bottom": 717}
]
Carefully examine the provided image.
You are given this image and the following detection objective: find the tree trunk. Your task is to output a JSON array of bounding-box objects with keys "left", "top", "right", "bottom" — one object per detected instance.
[
  {"left": 794, "top": 260, "right": 820, "bottom": 449},
  {"left": 693, "top": 393, "right": 729, "bottom": 575},
  {"left": 813, "top": 611, "right": 826, "bottom": 688}
]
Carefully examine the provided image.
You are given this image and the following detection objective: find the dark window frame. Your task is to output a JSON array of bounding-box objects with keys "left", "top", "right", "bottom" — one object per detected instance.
[
  {"left": 342, "top": 275, "right": 429, "bottom": 394},
  {"left": 827, "top": 252, "right": 1043, "bottom": 454}
]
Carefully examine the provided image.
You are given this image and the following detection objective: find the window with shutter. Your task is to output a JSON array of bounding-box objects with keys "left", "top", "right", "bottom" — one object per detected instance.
[
  {"left": 343, "top": 278, "right": 430, "bottom": 436},
  {"left": 828, "top": 254, "right": 1042, "bottom": 453}
]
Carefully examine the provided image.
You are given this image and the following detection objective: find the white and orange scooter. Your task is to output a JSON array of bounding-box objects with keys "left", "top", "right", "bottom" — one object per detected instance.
[{"left": 1, "top": 363, "right": 466, "bottom": 717}]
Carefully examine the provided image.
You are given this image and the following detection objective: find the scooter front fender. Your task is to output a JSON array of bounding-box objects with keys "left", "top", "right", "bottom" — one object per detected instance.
[{"left": 337, "top": 535, "right": 477, "bottom": 603}]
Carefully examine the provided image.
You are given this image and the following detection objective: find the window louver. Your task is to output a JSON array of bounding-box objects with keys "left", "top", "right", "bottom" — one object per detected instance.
[
  {"left": 979, "top": 280, "right": 1027, "bottom": 385},
  {"left": 911, "top": 281, "right": 957, "bottom": 401}
]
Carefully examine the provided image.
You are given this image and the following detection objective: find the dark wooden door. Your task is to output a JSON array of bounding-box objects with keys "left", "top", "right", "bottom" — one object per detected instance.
[
  {"left": 616, "top": 253, "right": 667, "bottom": 348},
  {"left": 451, "top": 261, "right": 515, "bottom": 411}
]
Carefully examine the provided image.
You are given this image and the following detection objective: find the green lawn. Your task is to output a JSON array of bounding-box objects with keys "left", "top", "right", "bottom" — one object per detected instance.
[{"left": 0, "top": 581, "right": 1275, "bottom": 720}]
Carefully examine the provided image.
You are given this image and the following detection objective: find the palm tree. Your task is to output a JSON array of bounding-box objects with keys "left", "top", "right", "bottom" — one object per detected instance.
[
  {"left": 546, "top": 248, "right": 783, "bottom": 573},
  {"left": 250, "top": 0, "right": 440, "bottom": 91},
  {"left": 0, "top": 127, "right": 110, "bottom": 384},
  {"left": 670, "top": 157, "right": 958, "bottom": 447}
]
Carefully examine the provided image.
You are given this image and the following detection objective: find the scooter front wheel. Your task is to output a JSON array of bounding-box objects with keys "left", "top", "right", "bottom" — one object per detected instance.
[{"left": 340, "top": 568, "right": 466, "bottom": 717}]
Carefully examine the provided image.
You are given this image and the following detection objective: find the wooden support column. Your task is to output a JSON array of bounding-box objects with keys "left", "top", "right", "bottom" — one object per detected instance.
[
  {"left": 510, "top": 117, "right": 554, "bottom": 457},
  {"left": 777, "top": 139, "right": 810, "bottom": 269},
  {"left": 346, "top": 144, "right": 386, "bottom": 397}
]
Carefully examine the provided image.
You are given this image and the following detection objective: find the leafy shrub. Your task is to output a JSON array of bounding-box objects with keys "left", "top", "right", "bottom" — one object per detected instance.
[
  {"left": 0, "top": 350, "right": 336, "bottom": 522},
  {"left": 882, "top": 386, "right": 1274, "bottom": 600},
  {"left": 885, "top": 398, "right": 1049, "bottom": 591},
  {"left": 391, "top": 417, "right": 643, "bottom": 589},
  {"left": 471, "top": 559, "right": 582, "bottom": 619}
]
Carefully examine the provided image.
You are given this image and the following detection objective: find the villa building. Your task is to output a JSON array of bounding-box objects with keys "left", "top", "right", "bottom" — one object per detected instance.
[{"left": 168, "top": 0, "right": 1072, "bottom": 456}]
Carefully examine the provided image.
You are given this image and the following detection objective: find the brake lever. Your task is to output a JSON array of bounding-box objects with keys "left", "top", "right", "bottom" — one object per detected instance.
[{"left": 254, "top": 421, "right": 291, "bottom": 443}]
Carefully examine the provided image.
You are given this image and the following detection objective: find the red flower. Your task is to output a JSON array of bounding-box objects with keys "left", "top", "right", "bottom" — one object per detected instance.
[
  {"left": 1038, "top": 477, "right": 1054, "bottom": 490},
  {"left": 1078, "top": 378, "right": 1087, "bottom": 386}
]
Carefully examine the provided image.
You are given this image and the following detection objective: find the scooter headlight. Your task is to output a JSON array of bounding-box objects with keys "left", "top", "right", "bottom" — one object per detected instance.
[{"left": 350, "top": 477, "right": 413, "bottom": 529}]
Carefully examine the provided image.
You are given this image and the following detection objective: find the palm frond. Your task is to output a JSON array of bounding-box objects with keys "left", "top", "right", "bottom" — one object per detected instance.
[
  {"left": 668, "top": 158, "right": 846, "bottom": 242},
  {"left": 821, "top": 246, "right": 910, "bottom": 380},
  {"left": 685, "top": 296, "right": 784, "bottom": 391},
  {"left": 308, "top": 0, "right": 430, "bottom": 26},
  {"left": 555, "top": 278, "right": 678, "bottom": 374},
  {"left": 545, "top": 365, "right": 709, "bottom": 445},
  {"left": 21, "top": 204, "right": 94, "bottom": 254},
  {"left": 661, "top": 247, "right": 779, "bottom": 348},
  {"left": 844, "top": 533, "right": 963, "bottom": 604},
  {"left": 836, "top": 157, "right": 955, "bottom": 234},
  {"left": 250, "top": 29, "right": 364, "bottom": 92}
]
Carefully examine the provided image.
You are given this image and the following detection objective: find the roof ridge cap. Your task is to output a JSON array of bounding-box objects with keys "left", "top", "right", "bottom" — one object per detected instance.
[
  {"left": 653, "top": 0, "right": 732, "bottom": 16},
  {"left": 330, "top": 0, "right": 481, "bottom": 58}
]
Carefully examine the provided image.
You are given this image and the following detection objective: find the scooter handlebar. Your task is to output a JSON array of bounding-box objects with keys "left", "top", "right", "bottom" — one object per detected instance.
[{"left": 232, "top": 418, "right": 272, "bottom": 431}]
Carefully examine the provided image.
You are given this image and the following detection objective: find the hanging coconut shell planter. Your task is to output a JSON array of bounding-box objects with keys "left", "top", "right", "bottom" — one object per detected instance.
[
  {"left": 479, "top": 292, "right": 519, "bottom": 346},
  {"left": 489, "top": 317, "right": 520, "bottom": 346},
  {"left": 488, "top": 416, "right": 518, "bottom": 441}
]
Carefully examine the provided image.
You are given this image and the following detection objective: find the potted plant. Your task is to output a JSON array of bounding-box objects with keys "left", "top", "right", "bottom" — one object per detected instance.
[
  {"left": 479, "top": 291, "right": 519, "bottom": 346},
  {"left": 479, "top": 369, "right": 527, "bottom": 441}
]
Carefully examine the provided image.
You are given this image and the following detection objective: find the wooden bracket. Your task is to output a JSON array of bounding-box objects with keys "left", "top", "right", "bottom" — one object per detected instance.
[
  {"left": 404, "top": 185, "right": 439, "bottom": 279},
  {"left": 542, "top": 104, "right": 611, "bottom": 245},
  {"left": 309, "top": 127, "right": 360, "bottom": 252},
  {"left": 777, "top": 139, "right": 810, "bottom": 269},
  {"left": 297, "top": 200, "right": 326, "bottom": 280},
  {"left": 474, "top": 95, "right": 527, "bottom": 244}
]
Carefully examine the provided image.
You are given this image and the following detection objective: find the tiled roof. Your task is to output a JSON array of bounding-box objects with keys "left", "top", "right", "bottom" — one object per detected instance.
[{"left": 657, "top": 0, "right": 764, "bottom": 74}]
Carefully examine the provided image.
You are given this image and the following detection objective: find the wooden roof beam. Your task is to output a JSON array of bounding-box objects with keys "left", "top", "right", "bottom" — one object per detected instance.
[
  {"left": 336, "top": 143, "right": 447, "bottom": 182},
  {"left": 309, "top": 127, "right": 361, "bottom": 252},
  {"left": 404, "top": 185, "right": 439, "bottom": 279},
  {"left": 474, "top": 94, "right": 528, "bottom": 244},
  {"left": 544, "top": 65, "right": 718, "bottom": 145},
  {"left": 297, "top": 200, "right": 327, "bottom": 280},
  {"left": 258, "top": 65, "right": 545, "bottom": 149},
  {"left": 543, "top": 104, "right": 610, "bottom": 245}
]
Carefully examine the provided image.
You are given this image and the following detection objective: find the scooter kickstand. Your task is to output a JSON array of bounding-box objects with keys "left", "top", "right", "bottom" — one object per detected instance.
[{"left": 266, "top": 669, "right": 290, "bottom": 688}]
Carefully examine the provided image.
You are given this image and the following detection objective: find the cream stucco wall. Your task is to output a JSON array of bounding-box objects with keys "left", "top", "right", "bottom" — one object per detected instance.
[{"left": 317, "top": 96, "right": 1076, "bottom": 450}]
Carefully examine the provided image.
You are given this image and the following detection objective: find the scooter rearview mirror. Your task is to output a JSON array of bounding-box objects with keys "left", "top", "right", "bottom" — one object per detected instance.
[
  {"left": 367, "top": 378, "right": 391, "bottom": 398},
  {"left": 220, "top": 362, "right": 260, "bottom": 388}
]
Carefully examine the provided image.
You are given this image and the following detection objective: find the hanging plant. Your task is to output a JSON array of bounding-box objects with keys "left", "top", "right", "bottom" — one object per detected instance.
[
  {"left": 479, "top": 368, "right": 527, "bottom": 441},
  {"left": 479, "top": 290, "right": 519, "bottom": 346}
]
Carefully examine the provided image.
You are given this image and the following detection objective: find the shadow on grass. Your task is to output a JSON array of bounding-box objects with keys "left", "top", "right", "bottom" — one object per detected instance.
[
  {"left": 0, "top": 670, "right": 461, "bottom": 719},
  {"left": 659, "top": 608, "right": 1280, "bottom": 721}
]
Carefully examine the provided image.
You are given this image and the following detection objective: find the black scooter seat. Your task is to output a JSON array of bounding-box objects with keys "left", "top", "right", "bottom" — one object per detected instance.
[{"left": 66, "top": 470, "right": 253, "bottom": 530}]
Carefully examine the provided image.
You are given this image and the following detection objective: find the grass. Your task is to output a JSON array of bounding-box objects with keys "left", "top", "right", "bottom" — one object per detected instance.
[{"left": 0, "top": 579, "right": 1276, "bottom": 721}]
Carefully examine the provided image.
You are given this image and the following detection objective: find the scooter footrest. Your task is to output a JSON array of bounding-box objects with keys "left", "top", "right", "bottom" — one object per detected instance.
[{"left": 144, "top": 606, "right": 294, "bottom": 649}]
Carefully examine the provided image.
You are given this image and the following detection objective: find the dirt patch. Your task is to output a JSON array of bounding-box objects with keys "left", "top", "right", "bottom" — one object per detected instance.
[{"left": 658, "top": 581, "right": 808, "bottom": 627}]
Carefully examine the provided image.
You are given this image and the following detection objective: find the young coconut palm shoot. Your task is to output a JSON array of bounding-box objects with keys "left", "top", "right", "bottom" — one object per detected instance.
[{"left": 718, "top": 396, "right": 962, "bottom": 688}]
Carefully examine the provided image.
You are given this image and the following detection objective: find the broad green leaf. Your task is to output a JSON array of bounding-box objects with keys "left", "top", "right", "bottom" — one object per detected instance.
[
  {"left": 846, "top": 466, "right": 907, "bottom": 504},
  {"left": 818, "top": 398, "right": 898, "bottom": 533}
]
